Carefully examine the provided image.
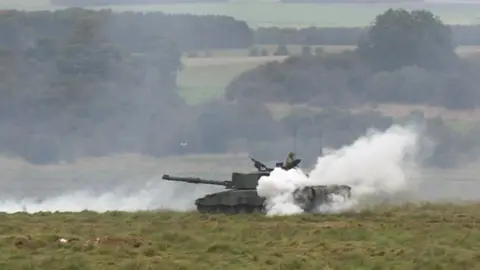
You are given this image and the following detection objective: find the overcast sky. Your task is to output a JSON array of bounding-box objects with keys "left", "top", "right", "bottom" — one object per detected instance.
[{"left": 0, "top": 0, "right": 51, "bottom": 9}]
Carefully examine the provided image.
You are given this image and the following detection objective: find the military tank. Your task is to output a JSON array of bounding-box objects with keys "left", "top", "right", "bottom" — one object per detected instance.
[{"left": 161, "top": 155, "right": 352, "bottom": 214}]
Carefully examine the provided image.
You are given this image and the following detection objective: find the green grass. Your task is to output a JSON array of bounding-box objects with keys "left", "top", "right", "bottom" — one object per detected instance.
[
  {"left": 177, "top": 62, "right": 261, "bottom": 104},
  {"left": 1, "top": 203, "right": 480, "bottom": 269}
]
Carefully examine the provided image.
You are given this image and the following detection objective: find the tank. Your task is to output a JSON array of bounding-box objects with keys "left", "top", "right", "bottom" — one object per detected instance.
[{"left": 161, "top": 156, "right": 352, "bottom": 214}]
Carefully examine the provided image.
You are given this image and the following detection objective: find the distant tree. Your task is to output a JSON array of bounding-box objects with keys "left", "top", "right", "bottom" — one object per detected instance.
[
  {"left": 273, "top": 45, "right": 289, "bottom": 56},
  {"left": 204, "top": 50, "right": 213, "bottom": 57},
  {"left": 357, "top": 9, "right": 457, "bottom": 71},
  {"left": 260, "top": 48, "right": 269, "bottom": 56},
  {"left": 314, "top": 47, "right": 324, "bottom": 55},
  {"left": 187, "top": 51, "right": 199, "bottom": 58},
  {"left": 248, "top": 47, "right": 259, "bottom": 56},
  {"left": 193, "top": 99, "right": 280, "bottom": 152},
  {"left": 254, "top": 26, "right": 365, "bottom": 46},
  {"left": 440, "top": 75, "right": 477, "bottom": 109},
  {"left": 301, "top": 45, "right": 312, "bottom": 56}
]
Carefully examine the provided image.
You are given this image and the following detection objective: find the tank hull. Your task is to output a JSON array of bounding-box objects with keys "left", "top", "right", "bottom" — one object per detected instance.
[
  {"left": 193, "top": 184, "right": 352, "bottom": 214},
  {"left": 195, "top": 190, "right": 266, "bottom": 214}
]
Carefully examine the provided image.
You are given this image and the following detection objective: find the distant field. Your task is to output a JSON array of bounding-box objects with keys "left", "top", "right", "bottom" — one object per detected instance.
[
  {"left": 4, "top": 2, "right": 480, "bottom": 28},
  {"left": 178, "top": 45, "right": 348, "bottom": 103},
  {"left": 177, "top": 45, "right": 480, "bottom": 108},
  {"left": 182, "top": 45, "right": 480, "bottom": 64},
  {"left": 177, "top": 61, "right": 261, "bottom": 104},
  {"left": 182, "top": 45, "right": 353, "bottom": 62},
  {"left": 1, "top": 203, "right": 480, "bottom": 269},
  {"left": 177, "top": 45, "right": 321, "bottom": 104}
]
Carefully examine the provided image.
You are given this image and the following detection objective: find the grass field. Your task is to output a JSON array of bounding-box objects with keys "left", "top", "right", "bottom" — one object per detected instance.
[
  {"left": 177, "top": 62, "right": 259, "bottom": 104},
  {"left": 1, "top": 203, "right": 480, "bottom": 269}
]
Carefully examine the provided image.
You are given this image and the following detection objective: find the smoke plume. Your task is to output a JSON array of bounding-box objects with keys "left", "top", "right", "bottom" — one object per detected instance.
[
  {"left": 257, "top": 124, "right": 420, "bottom": 216},
  {"left": 0, "top": 176, "right": 220, "bottom": 214}
]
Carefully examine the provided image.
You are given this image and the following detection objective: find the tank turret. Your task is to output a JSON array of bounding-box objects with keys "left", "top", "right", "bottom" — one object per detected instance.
[{"left": 162, "top": 169, "right": 269, "bottom": 190}]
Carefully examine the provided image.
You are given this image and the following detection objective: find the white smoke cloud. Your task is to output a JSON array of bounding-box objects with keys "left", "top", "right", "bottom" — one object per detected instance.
[
  {"left": 257, "top": 124, "right": 420, "bottom": 216},
  {"left": 0, "top": 178, "right": 220, "bottom": 214}
]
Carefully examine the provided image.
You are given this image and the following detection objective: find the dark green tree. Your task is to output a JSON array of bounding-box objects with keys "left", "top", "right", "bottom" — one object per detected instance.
[
  {"left": 273, "top": 44, "right": 289, "bottom": 56},
  {"left": 357, "top": 9, "right": 457, "bottom": 71},
  {"left": 301, "top": 45, "right": 312, "bottom": 56}
]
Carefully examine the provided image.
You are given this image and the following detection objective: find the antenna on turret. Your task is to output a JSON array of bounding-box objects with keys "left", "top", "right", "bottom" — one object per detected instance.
[
  {"left": 293, "top": 125, "right": 297, "bottom": 154},
  {"left": 318, "top": 126, "right": 323, "bottom": 157}
]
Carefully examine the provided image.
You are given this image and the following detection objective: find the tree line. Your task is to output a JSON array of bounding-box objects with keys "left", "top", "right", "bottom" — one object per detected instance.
[
  {"left": 280, "top": 0, "right": 423, "bottom": 2},
  {"left": 255, "top": 24, "right": 480, "bottom": 46},
  {"left": 3, "top": 8, "right": 480, "bottom": 55},
  {"left": 52, "top": 0, "right": 424, "bottom": 4},
  {"left": 190, "top": 99, "right": 480, "bottom": 169},
  {"left": 51, "top": 0, "right": 230, "bottom": 6},
  {"left": 0, "top": 8, "right": 253, "bottom": 52}
]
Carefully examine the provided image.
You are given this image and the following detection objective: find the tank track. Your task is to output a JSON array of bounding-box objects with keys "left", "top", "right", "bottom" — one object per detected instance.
[{"left": 196, "top": 204, "right": 265, "bottom": 214}]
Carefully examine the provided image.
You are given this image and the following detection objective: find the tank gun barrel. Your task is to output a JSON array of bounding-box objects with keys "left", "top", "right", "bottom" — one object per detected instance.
[{"left": 161, "top": 174, "right": 234, "bottom": 188}]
